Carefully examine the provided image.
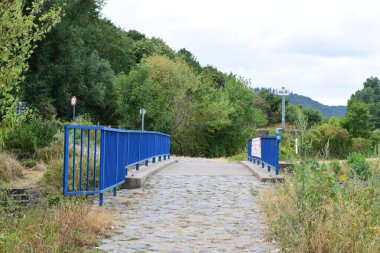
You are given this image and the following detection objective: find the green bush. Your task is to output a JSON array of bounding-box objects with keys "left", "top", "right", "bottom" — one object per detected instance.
[
  {"left": 5, "top": 117, "right": 61, "bottom": 157},
  {"left": 347, "top": 153, "right": 371, "bottom": 180},
  {"left": 351, "top": 137, "right": 372, "bottom": 154},
  {"left": 306, "top": 123, "right": 351, "bottom": 158},
  {"left": 328, "top": 160, "right": 341, "bottom": 175}
]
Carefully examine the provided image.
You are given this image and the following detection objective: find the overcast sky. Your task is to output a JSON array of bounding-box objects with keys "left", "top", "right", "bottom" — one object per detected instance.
[{"left": 102, "top": 0, "right": 380, "bottom": 106}]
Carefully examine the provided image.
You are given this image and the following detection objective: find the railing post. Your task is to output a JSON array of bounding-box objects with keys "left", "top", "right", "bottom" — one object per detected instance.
[
  {"left": 63, "top": 126, "right": 70, "bottom": 194},
  {"left": 99, "top": 129, "right": 106, "bottom": 205},
  {"left": 275, "top": 134, "right": 281, "bottom": 175},
  {"left": 72, "top": 129, "right": 76, "bottom": 191}
]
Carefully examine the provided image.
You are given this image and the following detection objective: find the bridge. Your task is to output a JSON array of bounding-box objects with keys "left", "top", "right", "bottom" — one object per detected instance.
[{"left": 63, "top": 125, "right": 282, "bottom": 252}]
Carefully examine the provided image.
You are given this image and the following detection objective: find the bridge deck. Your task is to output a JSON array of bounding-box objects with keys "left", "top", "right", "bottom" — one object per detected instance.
[{"left": 98, "top": 158, "right": 279, "bottom": 252}]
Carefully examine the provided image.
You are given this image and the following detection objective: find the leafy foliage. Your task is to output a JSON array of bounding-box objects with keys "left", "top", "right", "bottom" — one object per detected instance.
[
  {"left": 306, "top": 123, "right": 351, "bottom": 158},
  {"left": 351, "top": 77, "right": 380, "bottom": 128},
  {"left": 347, "top": 153, "right": 371, "bottom": 180},
  {"left": 342, "top": 99, "right": 374, "bottom": 138},
  {"left": 5, "top": 117, "right": 61, "bottom": 157}
]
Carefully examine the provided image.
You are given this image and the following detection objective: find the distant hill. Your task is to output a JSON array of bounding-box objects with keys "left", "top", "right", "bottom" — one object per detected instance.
[{"left": 288, "top": 93, "right": 346, "bottom": 118}]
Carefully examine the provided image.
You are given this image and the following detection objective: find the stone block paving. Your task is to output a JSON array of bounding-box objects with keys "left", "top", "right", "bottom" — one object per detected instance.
[{"left": 98, "top": 159, "right": 280, "bottom": 252}]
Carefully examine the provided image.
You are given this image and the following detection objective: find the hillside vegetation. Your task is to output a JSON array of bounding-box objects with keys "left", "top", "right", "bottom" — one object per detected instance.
[
  {"left": 2, "top": 0, "right": 380, "bottom": 252},
  {"left": 288, "top": 93, "right": 346, "bottom": 118}
]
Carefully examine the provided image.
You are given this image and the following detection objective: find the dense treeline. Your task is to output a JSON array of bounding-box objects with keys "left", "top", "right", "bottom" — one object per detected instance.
[
  {"left": 7, "top": 0, "right": 272, "bottom": 157},
  {"left": 2, "top": 0, "right": 380, "bottom": 159}
]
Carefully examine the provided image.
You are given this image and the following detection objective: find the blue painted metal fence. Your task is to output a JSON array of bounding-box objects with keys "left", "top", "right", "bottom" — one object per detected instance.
[
  {"left": 247, "top": 135, "right": 281, "bottom": 175},
  {"left": 63, "top": 125, "right": 170, "bottom": 205}
]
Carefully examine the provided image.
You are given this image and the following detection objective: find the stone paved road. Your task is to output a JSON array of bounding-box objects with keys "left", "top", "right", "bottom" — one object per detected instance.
[{"left": 98, "top": 158, "right": 279, "bottom": 253}]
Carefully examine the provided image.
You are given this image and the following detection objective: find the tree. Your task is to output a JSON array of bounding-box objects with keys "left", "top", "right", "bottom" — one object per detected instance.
[
  {"left": 351, "top": 77, "right": 380, "bottom": 128},
  {"left": 0, "top": 0, "right": 60, "bottom": 150},
  {"left": 22, "top": 0, "right": 116, "bottom": 122},
  {"left": 0, "top": 0, "right": 60, "bottom": 108},
  {"left": 342, "top": 99, "right": 374, "bottom": 138}
]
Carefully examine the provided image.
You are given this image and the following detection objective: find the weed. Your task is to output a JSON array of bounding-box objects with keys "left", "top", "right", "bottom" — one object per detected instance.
[
  {"left": 347, "top": 153, "right": 371, "bottom": 180},
  {"left": 0, "top": 153, "right": 24, "bottom": 181},
  {"left": 227, "top": 153, "right": 246, "bottom": 162},
  {"left": 261, "top": 160, "right": 380, "bottom": 252}
]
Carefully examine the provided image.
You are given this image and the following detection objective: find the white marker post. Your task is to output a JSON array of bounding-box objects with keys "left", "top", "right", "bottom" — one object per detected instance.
[
  {"left": 295, "top": 138, "right": 298, "bottom": 155},
  {"left": 277, "top": 87, "right": 289, "bottom": 130},
  {"left": 139, "top": 108, "right": 146, "bottom": 131},
  {"left": 71, "top": 96, "right": 77, "bottom": 122}
]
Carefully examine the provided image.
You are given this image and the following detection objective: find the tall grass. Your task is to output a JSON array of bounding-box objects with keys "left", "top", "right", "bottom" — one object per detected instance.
[
  {"left": 261, "top": 160, "right": 380, "bottom": 252},
  {"left": 0, "top": 200, "right": 112, "bottom": 252}
]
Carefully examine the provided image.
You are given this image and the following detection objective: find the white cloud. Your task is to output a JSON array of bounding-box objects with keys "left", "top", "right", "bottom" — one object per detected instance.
[{"left": 102, "top": 0, "right": 380, "bottom": 105}]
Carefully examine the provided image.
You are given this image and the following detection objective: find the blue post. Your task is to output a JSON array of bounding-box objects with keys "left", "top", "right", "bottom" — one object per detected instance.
[
  {"left": 136, "top": 163, "right": 140, "bottom": 171},
  {"left": 268, "top": 165, "right": 271, "bottom": 172},
  {"left": 86, "top": 130, "right": 90, "bottom": 191},
  {"left": 113, "top": 187, "right": 117, "bottom": 196},
  {"left": 275, "top": 134, "right": 281, "bottom": 175},
  {"left": 145, "top": 160, "right": 149, "bottom": 166},
  {"left": 79, "top": 130, "right": 83, "bottom": 191},
  {"left": 63, "top": 127, "right": 70, "bottom": 194},
  {"left": 168, "top": 155, "right": 170, "bottom": 160},
  {"left": 99, "top": 130, "right": 106, "bottom": 204},
  {"left": 93, "top": 130, "right": 97, "bottom": 190},
  {"left": 99, "top": 193, "right": 103, "bottom": 206},
  {"left": 153, "top": 157, "right": 156, "bottom": 163},
  {"left": 164, "top": 155, "right": 166, "bottom": 160},
  {"left": 159, "top": 156, "right": 161, "bottom": 162},
  {"left": 72, "top": 129, "right": 76, "bottom": 191},
  {"left": 262, "top": 162, "right": 265, "bottom": 168}
]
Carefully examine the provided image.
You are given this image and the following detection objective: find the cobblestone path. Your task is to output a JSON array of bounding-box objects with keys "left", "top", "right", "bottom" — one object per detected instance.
[{"left": 98, "top": 159, "right": 279, "bottom": 252}]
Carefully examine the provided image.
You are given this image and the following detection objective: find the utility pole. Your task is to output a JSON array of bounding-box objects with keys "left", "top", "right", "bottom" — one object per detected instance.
[
  {"left": 139, "top": 108, "right": 146, "bottom": 131},
  {"left": 278, "top": 87, "right": 289, "bottom": 130}
]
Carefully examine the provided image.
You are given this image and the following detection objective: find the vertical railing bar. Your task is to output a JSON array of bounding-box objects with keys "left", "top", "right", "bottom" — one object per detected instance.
[
  {"left": 93, "top": 129, "right": 97, "bottom": 191},
  {"left": 63, "top": 127, "right": 70, "bottom": 194},
  {"left": 72, "top": 129, "right": 76, "bottom": 191},
  {"left": 99, "top": 129, "right": 105, "bottom": 205},
  {"left": 79, "top": 129, "right": 84, "bottom": 191},
  {"left": 86, "top": 130, "right": 90, "bottom": 191}
]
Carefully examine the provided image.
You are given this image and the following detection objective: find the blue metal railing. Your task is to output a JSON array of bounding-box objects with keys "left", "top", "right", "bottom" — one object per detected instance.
[
  {"left": 247, "top": 135, "right": 281, "bottom": 175},
  {"left": 63, "top": 125, "right": 170, "bottom": 205}
]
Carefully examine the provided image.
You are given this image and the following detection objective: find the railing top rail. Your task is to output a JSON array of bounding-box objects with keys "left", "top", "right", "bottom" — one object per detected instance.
[
  {"left": 249, "top": 135, "right": 279, "bottom": 140},
  {"left": 64, "top": 124, "right": 171, "bottom": 137}
]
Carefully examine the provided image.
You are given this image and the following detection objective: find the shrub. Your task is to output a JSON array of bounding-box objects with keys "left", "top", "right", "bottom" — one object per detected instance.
[
  {"left": 261, "top": 160, "right": 380, "bottom": 252},
  {"left": 347, "top": 153, "right": 371, "bottom": 180},
  {"left": 306, "top": 123, "right": 351, "bottom": 158},
  {"left": 328, "top": 160, "right": 341, "bottom": 175},
  {"left": 36, "top": 144, "right": 64, "bottom": 163},
  {"left": 0, "top": 153, "right": 24, "bottom": 181},
  {"left": 5, "top": 117, "right": 61, "bottom": 157},
  {"left": 351, "top": 137, "right": 372, "bottom": 154}
]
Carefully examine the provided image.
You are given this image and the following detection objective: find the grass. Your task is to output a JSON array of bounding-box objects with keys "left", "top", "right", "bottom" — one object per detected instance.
[
  {"left": 261, "top": 160, "right": 380, "bottom": 252},
  {"left": 0, "top": 141, "right": 114, "bottom": 252},
  {"left": 226, "top": 153, "right": 246, "bottom": 162},
  {"left": 0, "top": 153, "right": 24, "bottom": 182},
  {"left": 0, "top": 200, "right": 112, "bottom": 252}
]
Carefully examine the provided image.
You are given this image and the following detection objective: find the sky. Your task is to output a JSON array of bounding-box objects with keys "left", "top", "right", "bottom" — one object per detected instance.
[{"left": 102, "top": 0, "right": 380, "bottom": 106}]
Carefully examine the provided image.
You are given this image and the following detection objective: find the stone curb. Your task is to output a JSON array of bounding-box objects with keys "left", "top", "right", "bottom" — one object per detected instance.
[
  {"left": 240, "top": 161, "right": 284, "bottom": 183},
  {"left": 125, "top": 160, "right": 177, "bottom": 189}
]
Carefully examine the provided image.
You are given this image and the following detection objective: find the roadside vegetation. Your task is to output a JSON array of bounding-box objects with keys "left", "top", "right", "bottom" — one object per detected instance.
[{"left": 3, "top": 0, "right": 380, "bottom": 252}]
